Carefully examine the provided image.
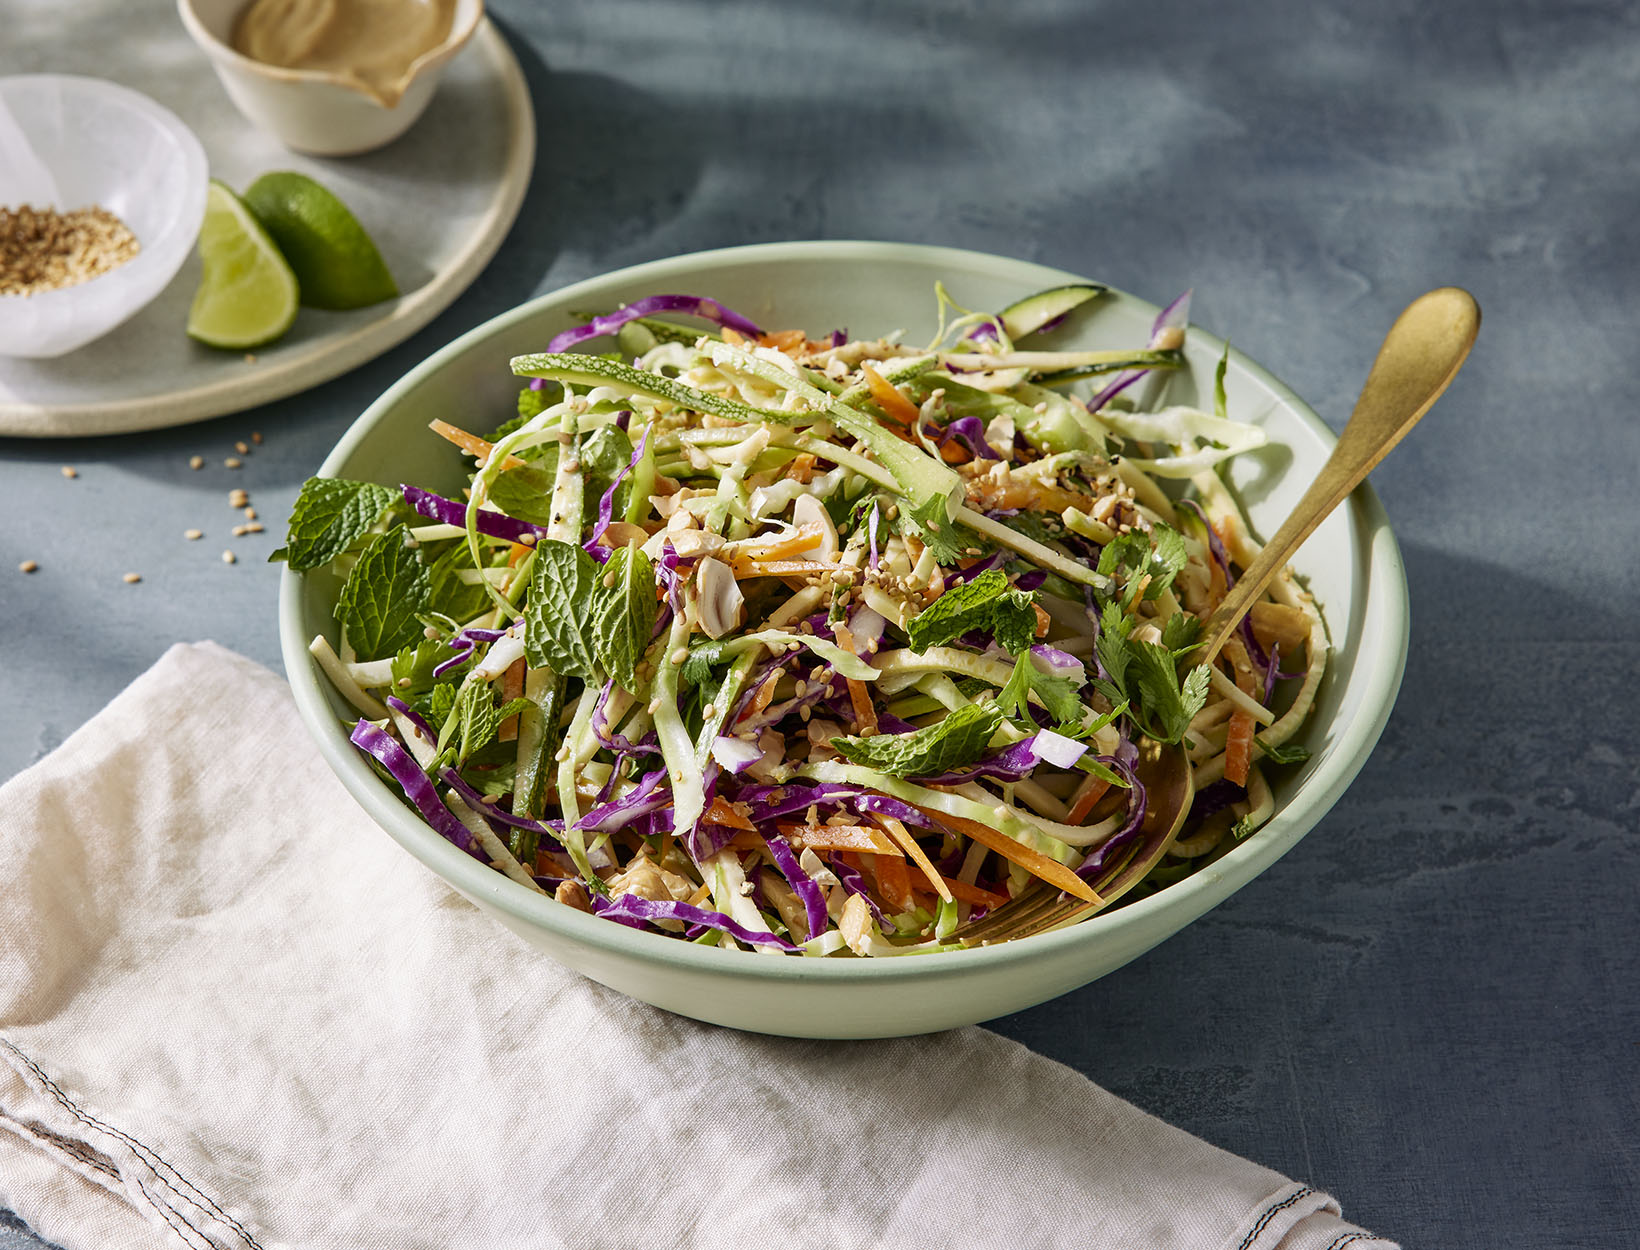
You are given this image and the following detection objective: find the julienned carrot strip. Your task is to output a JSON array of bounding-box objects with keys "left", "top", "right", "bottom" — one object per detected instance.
[
  {"left": 784, "top": 453, "right": 817, "bottom": 483},
  {"left": 759, "top": 328, "right": 807, "bottom": 352},
  {"left": 939, "top": 876, "right": 1010, "bottom": 909},
  {"left": 1065, "top": 775, "right": 1112, "bottom": 825},
  {"left": 832, "top": 622, "right": 878, "bottom": 736},
  {"left": 860, "top": 364, "right": 921, "bottom": 426},
  {"left": 706, "top": 796, "right": 755, "bottom": 830},
  {"left": 1224, "top": 712, "right": 1255, "bottom": 787},
  {"left": 738, "top": 671, "right": 780, "bottom": 723},
  {"left": 428, "top": 419, "right": 526, "bottom": 470},
  {"left": 878, "top": 816, "right": 952, "bottom": 903},
  {"left": 869, "top": 852, "right": 915, "bottom": 913},
  {"left": 932, "top": 812, "right": 1101, "bottom": 904},
  {"left": 778, "top": 823, "right": 904, "bottom": 857},
  {"left": 507, "top": 541, "right": 532, "bottom": 567}
]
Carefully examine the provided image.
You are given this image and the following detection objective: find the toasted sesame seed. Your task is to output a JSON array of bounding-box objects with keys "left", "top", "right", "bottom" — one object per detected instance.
[
  {"left": 563, "top": 458, "right": 581, "bottom": 473},
  {"left": 19, "top": 560, "right": 38, "bottom": 573},
  {"left": 516, "top": 532, "right": 534, "bottom": 545},
  {"left": 670, "top": 647, "right": 689, "bottom": 665},
  {"left": 233, "top": 524, "right": 248, "bottom": 537},
  {"left": 702, "top": 702, "right": 716, "bottom": 719},
  {"left": 648, "top": 698, "right": 662, "bottom": 715},
  {"left": 243, "top": 507, "right": 257, "bottom": 519},
  {"left": 122, "top": 572, "right": 141, "bottom": 584},
  {"left": 229, "top": 489, "right": 248, "bottom": 507},
  {"left": 424, "top": 625, "right": 440, "bottom": 639},
  {"left": 245, "top": 522, "right": 264, "bottom": 534},
  {"left": 189, "top": 455, "right": 205, "bottom": 470},
  {"left": 602, "top": 572, "right": 616, "bottom": 589},
  {"left": 397, "top": 677, "right": 411, "bottom": 688},
  {"left": 798, "top": 706, "right": 812, "bottom": 722},
  {"left": 251, "top": 431, "right": 263, "bottom": 444},
  {"left": 225, "top": 457, "right": 242, "bottom": 469},
  {"left": 221, "top": 550, "right": 236, "bottom": 564},
  {"left": 61, "top": 465, "right": 77, "bottom": 479},
  {"left": 185, "top": 529, "right": 203, "bottom": 540},
  {"left": 235, "top": 441, "right": 250, "bottom": 455}
]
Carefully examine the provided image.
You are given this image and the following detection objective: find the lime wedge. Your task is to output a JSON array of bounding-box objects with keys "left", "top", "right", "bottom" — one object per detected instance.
[
  {"left": 187, "top": 180, "right": 300, "bottom": 350},
  {"left": 243, "top": 171, "right": 398, "bottom": 311}
]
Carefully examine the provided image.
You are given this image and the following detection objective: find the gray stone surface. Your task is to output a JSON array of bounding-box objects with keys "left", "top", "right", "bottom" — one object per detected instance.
[{"left": 3, "top": 1, "right": 1636, "bottom": 1246}]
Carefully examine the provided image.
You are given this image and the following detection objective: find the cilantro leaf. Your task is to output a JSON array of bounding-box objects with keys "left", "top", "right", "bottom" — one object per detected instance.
[
  {"left": 681, "top": 640, "right": 729, "bottom": 690},
  {"left": 1161, "top": 611, "right": 1202, "bottom": 654},
  {"left": 906, "top": 493, "right": 968, "bottom": 565},
  {"left": 391, "top": 639, "right": 454, "bottom": 696},
  {"left": 1256, "top": 738, "right": 1312, "bottom": 765},
  {"left": 1123, "top": 643, "right": 1210, "bottom": 744},
  {"left": 591, "top": 543, "right": 657, "bottom": 692},
  {"left": 1097, "top": 524, "right": 1189, "bottom": 607},
  {"left": 831, "top": 702, "right": 1002, "bottom": 778},
  {"left": 906, "top": 568, "right": 1037, "bottom": 656},
  {"left": 998, "top": 653, "right": 1085, "bottom": 728},
  {"left": 335, "top": 525, "right": 431, "bottom": 660},
  {"left": 524, "top": 540, "right": 600, "bottom": 680},
  {"left": 273, "top": 477, "right": 397, "bottom": 571}
]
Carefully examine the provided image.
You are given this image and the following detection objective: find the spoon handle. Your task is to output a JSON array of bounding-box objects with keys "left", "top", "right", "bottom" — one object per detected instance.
[{"left": 1195, "top": 286, "right": 1481, "bottom": 662}]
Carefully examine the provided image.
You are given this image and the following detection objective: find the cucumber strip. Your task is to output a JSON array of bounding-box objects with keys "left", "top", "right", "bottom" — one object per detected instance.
[
  {"left": 699, "top": 339, "right": 964, "bottom": 521},
  {"left": 511, "top": 352, "right": 806, "bottom": 427},
  {"left": 996, "top": 283, "right": 1107, "bottom": 339},
  {"left": 940, "top": 347, "right": 1183, "bottom": 374}
]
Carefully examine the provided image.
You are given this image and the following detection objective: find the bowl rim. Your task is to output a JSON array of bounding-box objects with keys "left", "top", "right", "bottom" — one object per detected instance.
[
  {"left": 176, "top": 0, "right": 485, "bottom": 106},
  {"left": 280, "top": 239, "right": 1410, "bottom": 987},
  {"left": 0, "top": 73, "right": 208, "bottom": 351}
]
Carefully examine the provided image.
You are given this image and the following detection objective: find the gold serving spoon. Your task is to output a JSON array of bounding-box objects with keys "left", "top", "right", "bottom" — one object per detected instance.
[{"left": 953, "top": 286, "right": 1481, "bottom": 948}]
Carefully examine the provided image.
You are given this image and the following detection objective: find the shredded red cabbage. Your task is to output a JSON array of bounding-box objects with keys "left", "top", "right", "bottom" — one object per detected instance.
[
  {"left": 350, "top": 719, "right": 486, "bottom": 860},
  {"left": 1074, "top": 753, "right": 1147, "bottom": 882},
  {"left": 586, "top": 423, "right": 648, "bottom": 553},
  {"left": 760, "top": 829, "right": 829, "bottom": 940},
  {"left": 1088, "top": 289, "right": 1191, "bottom": 411},
  {"left": 547, "top": 294, "right": 764, "bottom": 354},
  {"left": 589, "top": 892, "right": 795, "bottom": 950},
  {"left": 403, "top": 484, "right": 550, "bottom": 545},
  {"left": 441, "top": 767, "right": 566, "bottom": 849}
]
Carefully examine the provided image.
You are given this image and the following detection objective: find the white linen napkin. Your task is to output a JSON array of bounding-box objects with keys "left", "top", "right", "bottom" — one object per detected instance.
[{"left": 0, "top": 643, "right": 1394, "bottom": 1250}]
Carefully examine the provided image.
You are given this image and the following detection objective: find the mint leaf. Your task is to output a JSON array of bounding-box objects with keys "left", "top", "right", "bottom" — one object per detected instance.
[
  {"left": 489, "top": 461, "right": 559, "bottom": 526},
  {"left": 273, "top": 477, "right": 397, "bottom": 571},
  {"left": 524, "top": 540, "right": 600, "bottom": 680},
  {"left": 336, "top": 525, "right": 431, "bottom": 660},
  {"left": 831, "top": 702, "right": 1002, "bottom": 778},
  {"left": 1256, "top": 738, "right": 1312, "bottom": 765},
  {"left": 581, "top": 424, "right": 636, "bottom": 524},
  {"left": 906, "top": 568, "right": 1036, "bottom": 656},
  {"left": 591, "top": 543, "right": 657, "bottom": 692},
  {"left": 450, "top": 681, "right": 532, "bottom": 765},
  {"left": 421, "top": 681, "right": 459, "bottom": 736},
  {"left": 425, "top": 541, "right": 494, "bottom": 623}
]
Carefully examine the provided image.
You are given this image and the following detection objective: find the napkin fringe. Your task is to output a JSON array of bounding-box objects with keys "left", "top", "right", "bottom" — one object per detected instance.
[{"left": 0, "top": 1037, "right": 260, "bottom": 1250}]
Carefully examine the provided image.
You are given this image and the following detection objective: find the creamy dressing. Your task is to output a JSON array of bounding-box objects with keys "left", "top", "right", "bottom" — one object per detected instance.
[{"left": 232, "top": 0, "right": 458, "bottom": 106}]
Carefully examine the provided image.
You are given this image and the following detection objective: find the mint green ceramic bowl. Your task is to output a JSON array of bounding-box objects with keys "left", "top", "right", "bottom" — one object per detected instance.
[{"left": 279, "top": 241, "right": 1409, "bottom": 1038}]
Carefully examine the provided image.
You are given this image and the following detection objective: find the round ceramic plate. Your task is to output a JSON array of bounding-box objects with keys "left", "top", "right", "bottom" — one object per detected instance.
[
  {"left": 0, "top": 9, "right": 533, "bottom": 438},
  {"left": 281, "top": 241, "right": 1411, "bottom": 1038}
]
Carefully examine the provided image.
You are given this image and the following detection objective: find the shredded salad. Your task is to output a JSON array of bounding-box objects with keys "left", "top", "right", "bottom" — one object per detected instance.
[{"left": 280, "top": 282, "right": 1328, "bottom": 956}]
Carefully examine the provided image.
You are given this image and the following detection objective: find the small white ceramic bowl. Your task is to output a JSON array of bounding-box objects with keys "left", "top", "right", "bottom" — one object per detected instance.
[
  {"left": 281, "top": 241, "right": 1412, "bottom": 1039},
  {"left": 178, "top": 0, "right": 483, "bottom": 156},
  {"left": 0, "top": 75, "right": 207, "bottom": 360}
]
